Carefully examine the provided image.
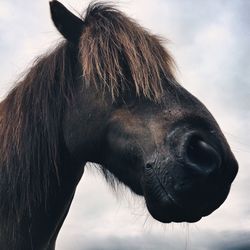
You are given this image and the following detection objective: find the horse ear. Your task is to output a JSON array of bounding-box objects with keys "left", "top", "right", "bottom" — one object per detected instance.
[{"left": 49, "top": 0, "right": 84, "bottom": 43}]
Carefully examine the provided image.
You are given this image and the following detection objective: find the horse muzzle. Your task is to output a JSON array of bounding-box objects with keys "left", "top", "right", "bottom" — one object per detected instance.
[{"left": 142, "top": 124, "right": 238, "bottom": 223}]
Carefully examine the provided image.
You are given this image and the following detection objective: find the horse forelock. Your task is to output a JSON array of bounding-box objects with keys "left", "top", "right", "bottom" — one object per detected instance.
[{"left": 79, "top": 2, "right": 176, "bottom": 101}]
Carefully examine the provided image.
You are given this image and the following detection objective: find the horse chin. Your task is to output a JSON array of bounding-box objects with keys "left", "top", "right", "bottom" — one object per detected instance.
[
  {"left": 144, "top": 189, "right": 223, "bottom": 223},
  {"left": 142, "top": 174, "right": 231, "bottom": 223},
  {"left": 146, "top": 201, "right": 202, "bottom": 223},
  {"left": 143, "top": 188, "right": 202, "bottom": 223}
]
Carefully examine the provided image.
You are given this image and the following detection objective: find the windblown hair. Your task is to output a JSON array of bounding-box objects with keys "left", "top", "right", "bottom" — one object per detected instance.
[
  {"left": 80, "top": 3, "right": 176, "bottom": 100},
  {"left": 0, "top": 2, "right": 176, "bottom": 243},
  {"left": 0, "top": 43, "right": 76, "bottom": 243}
]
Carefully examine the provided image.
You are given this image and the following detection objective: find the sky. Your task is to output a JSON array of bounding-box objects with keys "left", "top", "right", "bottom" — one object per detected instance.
[{"left": 0, "top": 0, "right": 250, "bottom": 249}]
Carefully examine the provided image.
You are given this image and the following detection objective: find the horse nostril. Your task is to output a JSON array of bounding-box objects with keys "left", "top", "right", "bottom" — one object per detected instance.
[
  {"left": 145, "top": 163, "right": 153, "bottom": 169},
  {"left": 185, "top": 135, "right": 221, "bottom": 176}
]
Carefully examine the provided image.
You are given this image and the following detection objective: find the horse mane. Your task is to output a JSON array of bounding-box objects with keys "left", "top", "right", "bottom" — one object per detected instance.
[
  {"left": 0, "top": 42, "right": 76, "bottom": 240},
  {"left": 80, "top": 2, "right": 176, "bottom": 101},
  {"left": 0, "top": 1, "right": 176, "bottom": 241}
]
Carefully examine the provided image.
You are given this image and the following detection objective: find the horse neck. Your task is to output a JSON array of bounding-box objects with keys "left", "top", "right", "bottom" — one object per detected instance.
[
  {"left": 0, "top": 119, "right": 84, "bottom": 250},
  {"left": 32, "top": 158, "right": 85, "bottom": 250}
]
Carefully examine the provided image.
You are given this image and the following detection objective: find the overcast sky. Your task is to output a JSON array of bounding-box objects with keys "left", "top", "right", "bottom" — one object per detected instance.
[{"left": 0, "top": 0, "right": 250, "bottom": 249}]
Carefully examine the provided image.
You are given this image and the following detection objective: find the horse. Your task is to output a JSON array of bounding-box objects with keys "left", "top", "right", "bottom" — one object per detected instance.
[{"left": 0, "top": 1, "right": 238, "bottom": 249}]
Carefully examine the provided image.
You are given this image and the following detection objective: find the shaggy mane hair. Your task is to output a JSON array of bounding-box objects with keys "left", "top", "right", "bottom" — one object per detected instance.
[
  {"left": 80, "top": 2, "right": 176, "bottom": 100},
  {"left": 0, "top": 43, "right": 75, "bottom": 243},
  {"left": 0, "top": 2, "right": 176, "bottom": 243}
]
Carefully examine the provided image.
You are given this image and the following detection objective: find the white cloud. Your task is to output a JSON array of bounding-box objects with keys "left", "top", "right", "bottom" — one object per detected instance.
[{"left": 0, "top": 2, "right": 11, "bottom": 19}]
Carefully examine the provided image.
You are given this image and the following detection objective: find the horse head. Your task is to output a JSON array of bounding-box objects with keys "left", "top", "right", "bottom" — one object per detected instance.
[{"left": 50, "top": 1, "right": 238, "bottom": 223}]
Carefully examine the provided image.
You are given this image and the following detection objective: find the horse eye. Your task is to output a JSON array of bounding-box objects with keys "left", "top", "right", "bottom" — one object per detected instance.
[
  {"left": 114, "top": 92, "right": 137, "bottom": 109},
  {"left": 124, "top": 101, "right": 136, "bottom": 109},
  {"left": 113, "top": 99, "right": 136, "bottom": 109}
]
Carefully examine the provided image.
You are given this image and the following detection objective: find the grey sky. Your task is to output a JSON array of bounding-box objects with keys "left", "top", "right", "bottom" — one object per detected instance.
[{"left": 0, "top": 0, "right": 249, "bottom": 249}]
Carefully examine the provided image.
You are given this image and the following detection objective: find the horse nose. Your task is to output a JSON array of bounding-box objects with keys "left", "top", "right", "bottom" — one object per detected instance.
[{"left": 183, "top": 134, "right": 221, "bottom": 176}]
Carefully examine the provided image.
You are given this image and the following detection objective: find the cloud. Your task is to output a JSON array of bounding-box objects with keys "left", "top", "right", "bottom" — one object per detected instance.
[
  {"left": 0, "top": 2, "right": 11, "bottom": 19},
  {"left": 57, "top": 229, "right": 250, "bottom": 250}
]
